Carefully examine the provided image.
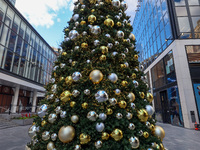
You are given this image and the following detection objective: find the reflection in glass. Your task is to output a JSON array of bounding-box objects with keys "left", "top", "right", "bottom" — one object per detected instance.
[
  {"left": 186, "top": 45, "right": 200, "bottom": 63},
  {"left": 192, "top": 17, "right": 200, "bottom": 36},
  {"left": 175, "top": 7, "right": 187, "bottom": 16},
  {"left": 15, "top": 37, "right": 23, "bottom": 55},
  {"left": 19, "top": 28, "right": 24, "bottom": 38},
  {"left": 174, "top": 0, "right": 185, "bottom": 6},
  {"left": 8, "top": 31, "right": 17, "bottom": 51},
  {"left": 12, "top": 54, "right": 19, "bottom": 74},
  {"left": 4, "top": 50, "right": 13, "bottom": 71},
  {"left": 22, "top": 42, "right": 28, "bottom": 58},
  {"left": 0, "top": 45, "right": 5, "bottom": 67},
  {"left": 189, "top": 6, "right": 200, "bottom": 16},
  {"left": 19, "top": 58, "right": 25, "bottom": 76},
  {"left": 188, "top": 0, "right": 199, "bottom": 5},
  {"left": 193, "top": 83, "right": 200, "bottom": 121},
  {"left": 177, "top": 17, "right": 191, "bottom": 32}
]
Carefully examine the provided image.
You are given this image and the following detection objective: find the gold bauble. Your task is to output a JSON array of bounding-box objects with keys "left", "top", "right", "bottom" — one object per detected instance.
[
  {"left": 159, "top": 143, "right": 165, "bottom": 150},
  {"left": 79, "top": 0, "right": 84, "bottom": 4},
  {"left": 64, "top": 28, "right": 69, "bottom": 32},
  {"left": 139, "top": 92, "right": 145, "bottom": 99},
  {"left": 106, "top": 15, "right": 111, "bottom": 19},
  {"left": 111, "top": 129, "right": 123, "bottom": 141},
  {"left": 80, "top": 9, "right": 84, "bottom": 12},
  {"left": 91, "top": 9, "right": 95, "bottom": 12},
  {"left": 147, "top": 93, "right": 154, "bottom": 103},
  {"left": 59, "top": 76, "right": 64, "bottom": 81},
  {"left": 154, "top": 126, "right": 165, "bottom": 140},
  {"left": 65, "top": 76, "right": 73, "bottom": 85},
  {"left": 70, "top": 101, "right": 76, "bottom": 107},
  {"left": 104, "top": 18, "right": 114, "bottom": 27},
  {"left": 120, "top": 64, "right": 126, "bottom": 68},
  {"left": 80, "top": 133, "right": 91, "bottom": 144},
  {"left": 137, "top": 109, "right": 148, "bottom": 122},
  {"left": 71, "top": 115, "right": 79, "bottom": 124},
  {"left": 105, "top": 0, "right": 112, "bottom": 3},
  {"left": 116, "top": 22, "right": 122, "bottom": 27},
  {"left": 127, "top": 23, "right": 131, "bottom": 26},
  {"left": 102, "top": 132, "right": 109, "bottom": 140},
  {"left": 150, "top": 124, "right": 155, "bottom": 131},
  {"left": 82, "top": 102, "right": 88, "bottom": 109},
  {"left": 121, "top": 81, "right": 128, "bottom": 87},
  {"left": 123, "top": 39, "right": 127, "bottom": 43},
  {"left": 100, "top": 46, "right": 108, "bottom": 54},
  {"left": 89, "top": 0, "right": 97, "bottom": 4},
  {"left": 127, "top": 92, "right": 135, "bottom": 102},
  {"left": 134, "top": 55, "right": 138, "bottom": 59},
  {"left": 60, "top": 90, "right": 71, "bottom": 102},
  {"left": 62, "top": 52, "right": 67, "bottom": 56},
  {"left": 58, "top": 126, "right": 75, "bottom": 143},
  {"left": 72, "top": 61, "right": 77, "bottom": 66},
  {"left": 132, "top": 73, "right": 136, "bottom": 79},
  {"left": 47, "top": 142, "right": 55, "bottom": 150},
  {"left": 100, "top": 55, "right": 106, "bottom": 61},
  {"left": 107, "top": 108, "right": 113, "bottom": 115},
  {"left": 88, "top": 15, "right": 96, "bottom": 23},
  {"left": 129, "top": 33, "right": 135, "bottom": 41},
  {"left": 41, "top": 120, "right": 47, "bottom": 127},
  {"left": 156, "top": 144, "right": 160, "bottom": 150},
  {"left": 81, "top": 43, "right": 88, "bottom": 49},
  {"left": 118, "top": 100, "right": 127, "bottom": 108},
  {"left": 143, "top": 132, "right": 149, "bottom": 138},
  {"left": 80, "top": 21, "right": 86, "bottom": 25},
  {"left": 89, "top": 70, "right": 103, "bottom": 84}
]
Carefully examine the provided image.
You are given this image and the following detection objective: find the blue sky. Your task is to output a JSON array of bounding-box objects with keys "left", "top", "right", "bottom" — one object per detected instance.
[{"left": 15, "top": 0, "right": 137, "bottom": 48}]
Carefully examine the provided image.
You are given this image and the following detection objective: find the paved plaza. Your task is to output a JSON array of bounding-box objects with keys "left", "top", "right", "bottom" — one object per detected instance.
[{"left": 0, "top": 123, "right": 199, "bottom": 150}]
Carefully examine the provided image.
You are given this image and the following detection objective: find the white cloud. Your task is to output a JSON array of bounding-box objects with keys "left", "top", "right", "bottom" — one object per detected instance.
[
  {"left": 57, "top": 18, "right": 61, "bottom": 22},
  {"left": 125, "top": 0, "right": 138, "bottom": 23},
  {"left": 16, "top": 0, "right": 71, "bottom": 28}
]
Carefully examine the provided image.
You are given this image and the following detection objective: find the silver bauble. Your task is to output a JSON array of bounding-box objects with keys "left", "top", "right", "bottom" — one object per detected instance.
[
  {"left": 69, "top": 59, "right": 72, "bottom": 63},
  {"left": 71, "top": 115, "right": 79, "bottom": 123},
  {"left": 124, "top": 48, "right": 129, "bottom": 53},
  {"left": 128, "top": 123, "right": 135, "bottom": 130},
  {"left": 55, "top": 98, "right": 60, "bottom": 103},
  {"left": 48, "top": 113, "right": 57, "bottom": 123},
  {"left": 121, "top": 1, "right": 128, "bottom": 10},
  {"left": 74, "top": 5, "right": 78, "bottom": 10},
  {"left": 147, "top": 148, "right": 154, "bottom": 150},
  {"left": 119, "top": 12, "right": 122, "bottom": 17},
  {"left": 112, "top": 51, "right": 118, "bottom": 56},
  {"left": 121, "top": 53, "right": 126, "bottom": 59},
  {"left": 107, "top": 43, "right": 113, "bottom": 49},
  {"left": 87, "top": 111, "right": 98, "bottom": 121},
  {"left": 95, "top": 90, "right": 109, "bottom": 103},
  {"left": 139, "top": 65, "right": 144, "bottom": 71},
  {"left": 91, "top": 25, "right": 101, "bottom": 35},
  {"left": 146, "top": 105, "right": 155, "bottom": 116},
  {"left": 82, "top": 31, "right": 87, "bottom": 36},
  {"left": 146, "top": 121, "right": 151, "bottom": 128},
  {"left": 51, "top": 84, "right": 57, "bottom": 93},
  {"left": 47, "top": 94, "right": 54, "bottom": 100},
  {"left": 53, "top": 66, "right": 58, "bottom": 71},
  {"left": 99, "top": 2, "right": 104, "bottom": 5},
  {"left": 95, "top": 3, "right": 99, "bottom": 6},
  {"left": 50, "top": 78, "right": 55, "bottom": 83},
  {"left": 88, "top": 24, "right": 93, "bottom": 28},
  {"left": 92, "top": 49, "right": 96, "bottom": 53},
  {"left": 115, "top": 15, "right": 120, "bottom": 19},
  {"left": 42, "top": 131, "right": 50, "bottom": 141},
  {"left": 129, "top": 137, "right": 140, "bottom": 148},
  {"left": 69, "top": 30, "right": 79, "bottom": 40},
  {"left": 51, "top": 133, "right": 57, "bottom": 141},
  {"left": 105, "top": 33, "right": 111, "bottom": 38},
  {"left": 72, "top": 72, "right": 82, "bottom": 82},
  {"left": 81, "top": 5, "right": 85, "bottom": 9},
  {"left": 96, "top": 122, "right": 105, "bottom": 132},
  {"left": 28, "top": 125, "right": 37, "bottom": 138},
  {"left": 60, "top": 111, "right": 67, "bottom": 118},
  {"left": 36, "top": 126, "right": 40, "bottom": 132},
  {"left": 117, "top": 30, "right": 124, "bottom": 38},
  {"left": 130, "top": 44, "right": 134, "bottom": 49},
  {"left": 116, "top": 113, "right": 123, "bottom": 119},
  {"left": 138, "top": 130, "right": 143, "bottom": 136},
  {"left": 126, "top": 112, "right": 133, "bottom": 120},
  {"left": 87, "top": 60, "right": 91, "bottom": 63},
  {"left": 109, "top": 98, "right": 117, "bottom": 106},
  {"left": 72, "top": 90, "right": 80, "bottom": 97},
  {"left": 95, "top": 141, "right": 102, "bottom": 149},
  {"left": 112, "top": 0, "right": 120, "bottom": 7},
  {"left": 72, "top": 14, "right": 79, "bottom": 21},
  {"left": 84, "top": 89, "right": 90, "bottom": 95},
  {"left": 124, "top": 62, "right": 129, "bottom": 67},
  {"left": 60, "top": 63, "right": 65, "bottom": 68},
  {"left": 75, "top": 21, "right": 79, "bottom": 27},
  {"left": 64, "top": 37, "right": 70, "bottom": 42},
  {"left": 114, "top": 89, "right": 121, "bottom": 95},
  {"left": 133, "top": 80, "right": 139, "bottom": 88},
  {"left": 74, "top": 145, "right": 81, "bottom": 150},
  {"left": 108, "top": 73, "right": 118, "bottom": 83},
  {"left": 55, "top": 106, "right": 61, "bottom": 114},
  {"left": 73, "top": 27, "right": 76, "bottom": 30},
  {"left": 99, "top": 113, "right": 107, "bottom": 121},
  {"left": 123, "top": 19, "right": 128, "bottom": 24},
  {"left": 115, "top": 41, "right": 119, "bottom": 45},
  {"left": 130, "top": 103, "right": 136, "bottom": 109},
  {"left": 37, "top": 104, "right": 48, "bottom": 118},
  {"left": 94, "top": 40, "right": 100, "bottom": 46}
]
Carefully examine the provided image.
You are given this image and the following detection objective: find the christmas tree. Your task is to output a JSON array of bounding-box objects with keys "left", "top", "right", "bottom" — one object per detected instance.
[{"left": 27, "top": 0, "right": 166, "bottom": 150}]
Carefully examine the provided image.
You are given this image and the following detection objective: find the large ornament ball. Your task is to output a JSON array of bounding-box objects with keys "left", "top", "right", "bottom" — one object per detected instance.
[
  {"left": 121, "top": 1, "right": 128, "bottom": 10},
  {"left": 58, "top": 126, "right": 75, "bottom": 143},
  {"left": 102, "top": 132, "right": 109, "bottom": 140},
  {"left": 72, "top": 72, "right": 82, "bottom": 82},
  {"left": 137, "top": 109, "right": 148, "bottom": 122},
  {"left": 91, "top": 25, "right": 101, "bottom": 35},
  {"left": 107, "top": 108, "right": 113, "bottom": 115},
  {"left": 112, "top": 0, "right": 120, "bottom": 8},
  {"left": 99, "top": 113, "right": 107, "bottom": 120},
  {"left": 65, "top": 76, "right": 73, "bottom": 85},
  {"left": 69, "top": 30, "right": 79, "bottom": 40},
  {"left": 51, "top": 133, "right": 57, "bottom": 141},
  {"left": 48, "top": 113, "right": 57, "bottom": 124},
  {"left": 89, "top": 70, "right": 103, "bottom": 84},
  {"left": 100, "top": 46, "right": 108, "bottom": 54},
  {"left": 81, "top": 42, "right": 88, "bottom": 49},
  {"left": 109, "top": 98, "right": 117, "bottom": 106},
  {"left": 118, "top": 100, "right": 127, "bottom": 108},
  {"left": 28, "top": 125, "right": 37, "bottom": 138},
  {"left": 74, "top": 145, "right": 81, "bottom": 150},
  {"left": 129, "top": 33, "right": 135, "bottom": 41},
  {"left": 37, "top": 104, "right": 48, "bottom": 118},
  {"left": 111, "top": 129, "right": 123, "bottom": 141},
  {"left": 47, "top": 141, "right": 55, "bottom": 150},
  {"left": 108, "top": 73, "right": 118, "bottom": 83},
  {"left": 129, "top": 137, "right": 140, "bottom": 149},
  {"left": 117, "top": 30, "right": 124, "bottom": 38},
  {"left": 95, "top": 140, "right": 102, "bottom": 149},
  {"left": 42, "top": 131, "right": 50, "bottom": 141},
  {"left": 95, "top": 90, "right": 108, "bottom": 102},
  {"left": 96, "top": 122, "right": 105, "bottom": 132},
  {"left": 154, "top": 126, "right": 165, "bottom": 140},
  {"left": 143, "top": 132, "right": 149, "bottom": 138},
  {"left": 104, "top": 18, "right": 114, "bottom": 27},
  {"left": 80, "top": 133, "right": 91, "bottom": 144},
  {"left": 127, "top": 93, "right": 135, "bottom": 102},
  {"left": 60, "top": 91, "right": 71, "bottom": 102},
  {"left": 147, "top": 93, "right": 154, "bottom": 103},
  {"left": 87, "top": 111, "right": 98, "bottom": 121},
  {"left": 88, "top": 15, "right": 96, "bottom": 23},
  {"left": 71, "top": 115, "right": 79, "bottom": 123},
  {"left": 72, "top": 14, "right": 79, "bottom": 21},
  {"left": 146, "top": 105, "right": 155, "bottom": 116}
]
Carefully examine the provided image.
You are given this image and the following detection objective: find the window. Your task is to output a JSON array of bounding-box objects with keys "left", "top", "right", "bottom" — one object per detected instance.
[
  {"left": 186, "top": 45, "right": 200, "bottom": 63},
  {"left": 15, "top": 37, "right": 23, "bottom": 55},
  {"left": 12, "top": 54, "right": 19, "bottom": 74},
  {"left": 190, "top": 6, "right": 200, "bottom": 16},
  {"left": 177, "top": 17, "right": 191, "bottom": 32},
  {"left": 4, "top": 50, "right": 13, "bottom": 71},
  {"left": 175, "top": 7, "right": 187, "bottom": 16},
  {"left": 0, "top": 45, "right": 5, "bottom": 67},
  {"left": 188, "top": 0, "right": 199, "bottom": 5},
  {"left": 19, "top": 58, "right": 25, "bottom": 76},
  {"left": 174, "top": 0, "right": 185, "bottom": 6},
  {"left": 8, "top": 31, "right": 17, "bottom": 51}
]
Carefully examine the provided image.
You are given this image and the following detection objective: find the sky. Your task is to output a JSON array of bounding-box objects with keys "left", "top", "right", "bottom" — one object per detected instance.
[{"left": 15, "top": 0, "right": 137, "bottom": 48}]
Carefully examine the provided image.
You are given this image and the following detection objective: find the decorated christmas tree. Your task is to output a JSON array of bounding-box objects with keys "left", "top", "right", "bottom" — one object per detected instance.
[{"left": 26, "top": 0, "right": 166, "bottom": 149}]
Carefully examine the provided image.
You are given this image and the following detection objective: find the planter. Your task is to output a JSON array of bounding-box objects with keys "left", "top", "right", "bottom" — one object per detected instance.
[{"left": 11, "top": 118, "right": 33, "bottom": 126}]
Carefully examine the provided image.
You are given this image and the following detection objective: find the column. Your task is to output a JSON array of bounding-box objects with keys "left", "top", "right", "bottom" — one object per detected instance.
[
  {"left": 11, "top": 85, "right": 20, "bottom": 113},
  {"left": 31, "top": 90, "right": 37, "bottom": 113}
]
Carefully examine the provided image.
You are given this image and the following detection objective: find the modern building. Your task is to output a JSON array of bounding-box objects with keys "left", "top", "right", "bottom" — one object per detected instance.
[
  {"left": 9, "top": 0, "right": 16, "bottom": 6},
  {"left": 133, "top": 0, "right": 200, "bottom": 129},
  {"left": 0, "top": 0, "right": 57, "bottom": 114}
]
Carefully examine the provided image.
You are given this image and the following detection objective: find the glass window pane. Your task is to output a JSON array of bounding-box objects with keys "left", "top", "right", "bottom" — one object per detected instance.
[
  {"left": 8, "top": 31, "right": 17, "bottom": 51},
  {"left": 22, "top": 42, "right": 28, "bottom": 58},
  {"left": 186, "top": 45, "right": 200, "bottom": 63},
  {"left": 19, "top": 28, "right": 24, "bottom": 38},
  {"left": 12, "top": 54, "right": 19, "bottom": 74},
  {"left": 192, "top": 17, "right": 200, "bottom": 32},
  {"left": 174, "top": 0, "right": 185, "bottom": 6},
  {"left": 177, "top": 17, "right": 191, "bottom": 32},
  {"left": 0, "top": 24, "right": 10, "bottom": 46},
  {"left": 0, "top": 45, "right": 6, "bottom": 67},
  {"left": 0, "top": 10, "right": 3, "bottom": 28},
  {"left": 175, "top": 7, "right": 187, "bottom": 16},
  {"left": 15, "top": 37, "right": 23, "bottom": 55},
  {"left": 188, "top": 0, "right": 199, "bottom": 5},
  {"left": 19, "top": 58, "right": 25, "bottom": 76},
  {"left": 4, "top": 50, "right": 13, "bottom": 71},
  {"left": 190, "top": 6, "right": 200, "bottom": 16}
]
